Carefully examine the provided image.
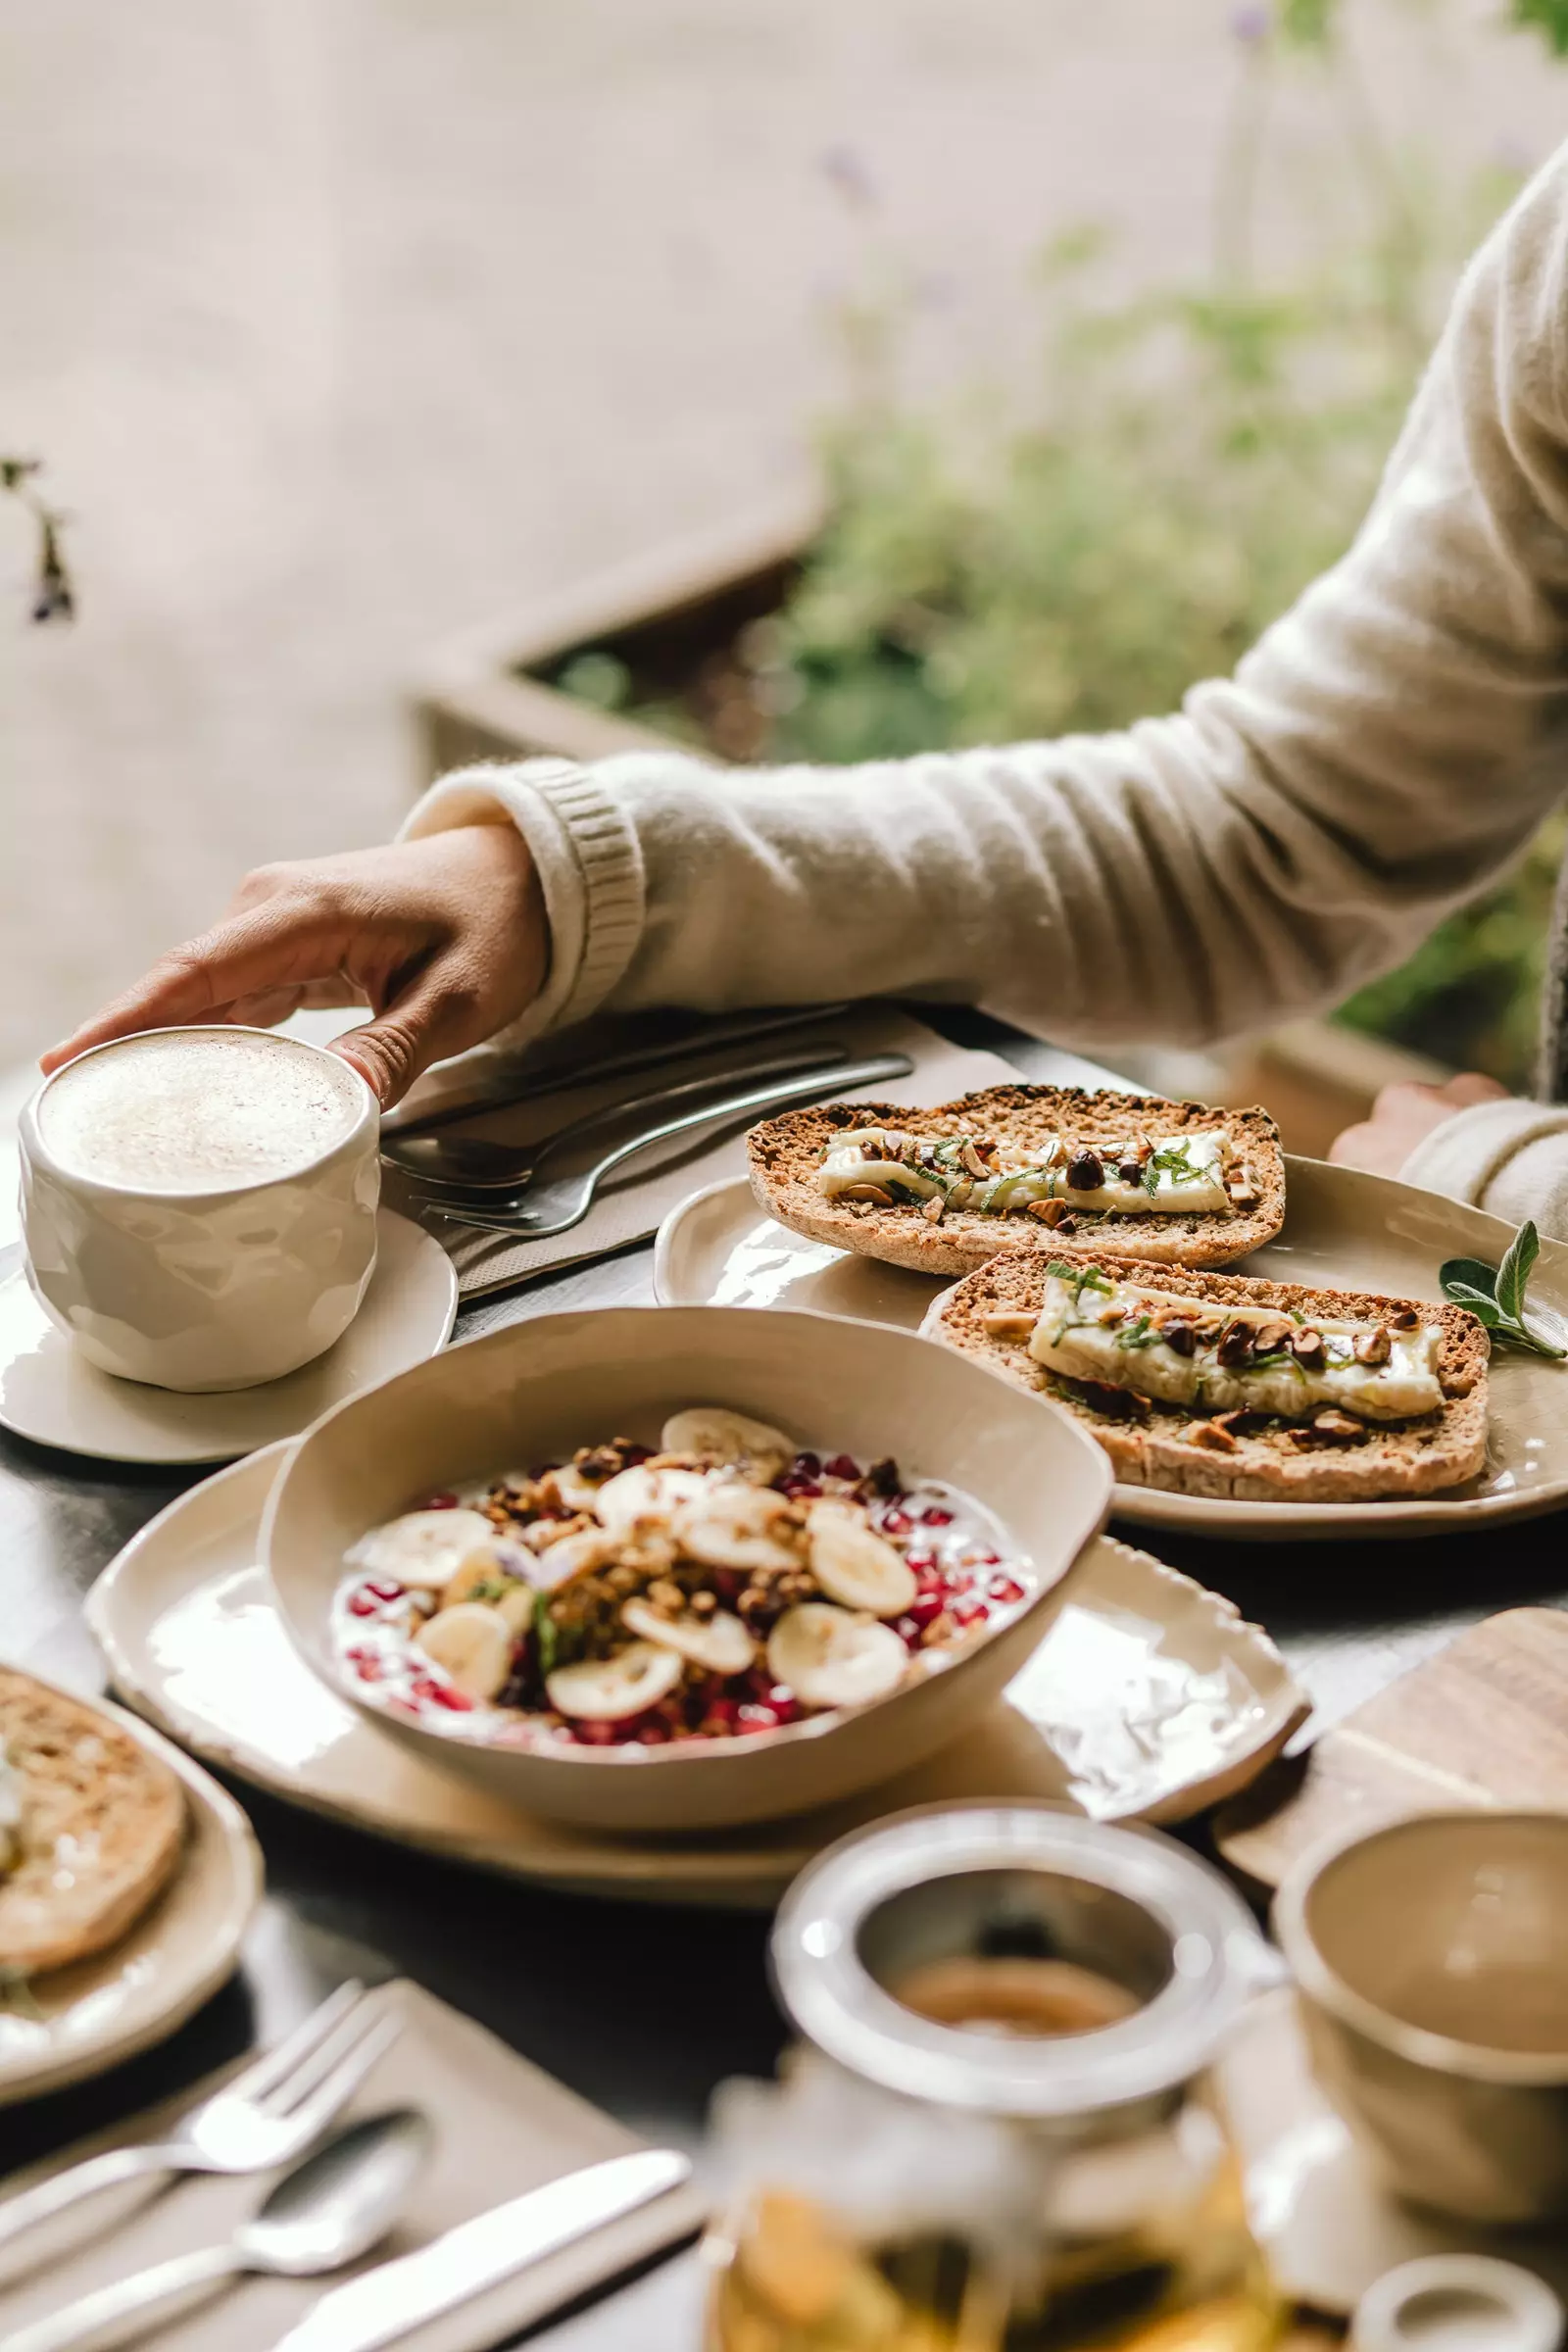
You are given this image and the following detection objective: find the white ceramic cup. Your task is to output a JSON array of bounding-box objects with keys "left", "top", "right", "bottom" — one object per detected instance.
[
  {"left": 1275, "top": 1810, "right": 1568, "bottom": 2227},
  {"left": 19, "top": 1026, "right": 381, "bottom": 1393}
]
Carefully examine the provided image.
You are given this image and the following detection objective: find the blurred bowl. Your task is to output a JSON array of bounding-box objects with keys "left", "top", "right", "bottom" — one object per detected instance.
[{"left": 263, "top": 1304, "right": 1112, "bottom": 1832}]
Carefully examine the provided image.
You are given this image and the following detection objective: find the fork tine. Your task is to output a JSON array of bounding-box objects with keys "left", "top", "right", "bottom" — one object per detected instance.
[
  {"left": 262, "top": 1994, "right": 400, "bottom": 2119},
  {"left": 214, "top": 1978, "right": 367, "bottom": 2107},
  {"left": 274, "top": 2010, "right": 402, "bottom": 2145}
]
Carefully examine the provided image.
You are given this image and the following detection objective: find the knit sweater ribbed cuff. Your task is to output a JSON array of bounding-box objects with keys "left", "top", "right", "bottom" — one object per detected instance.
[
  {"left": 1400, "top": 1096, "right": 1568, "bottom": 1225},
  {"left": 401, "top": 758, "right": 644, "bottom": 1043}
]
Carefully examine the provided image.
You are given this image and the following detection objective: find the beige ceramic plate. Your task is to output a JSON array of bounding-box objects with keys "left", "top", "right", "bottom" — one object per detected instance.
[
  {"left": 1215, "top": 1987, "right": 1568, "bottom": 2317},
  {"left": 657, "top": 1162, "right": 1568, "bottom": 1540},
  {"left": 0, "top": 1692, "right": 262, "bottom": 2106},
  {"left": 87, "top": 1446, "right": 1305, "bottom": 1907},
  {"left": 0, "top": 1206, "right": 458, "bottom": 1466}
]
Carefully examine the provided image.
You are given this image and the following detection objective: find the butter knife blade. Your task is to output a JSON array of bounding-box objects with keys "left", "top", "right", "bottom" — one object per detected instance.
[{"left": 264, "top": 2147, "right": 693, "bottom": 2352}]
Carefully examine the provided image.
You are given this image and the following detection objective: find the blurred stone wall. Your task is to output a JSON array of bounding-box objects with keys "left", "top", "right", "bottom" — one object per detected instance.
[{"left": 0, "top": 0, "right": 1560, "bottom": 1062}]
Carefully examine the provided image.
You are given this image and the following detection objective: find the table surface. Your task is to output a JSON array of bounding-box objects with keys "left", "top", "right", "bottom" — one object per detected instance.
[{"left": 7, "top": 1012, "right": 1565, "bottom": 2347}]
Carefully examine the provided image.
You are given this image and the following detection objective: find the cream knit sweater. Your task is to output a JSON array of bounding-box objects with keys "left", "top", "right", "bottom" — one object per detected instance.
[{"left": 407, "top": 146, "right": 1568, "bottom": 1236}]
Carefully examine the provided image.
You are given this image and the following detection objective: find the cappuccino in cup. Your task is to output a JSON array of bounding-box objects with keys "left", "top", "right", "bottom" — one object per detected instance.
[
  {"left": 38, "top": 1029, "right": 368, "bottom": 1195},
  {"left": 21, "top": 1026, "right": 381, "bottom": 1393}
]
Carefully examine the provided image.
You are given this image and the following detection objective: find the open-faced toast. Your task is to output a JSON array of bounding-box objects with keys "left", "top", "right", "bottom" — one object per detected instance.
[
  {"left": 924, "top": 1250, "right": 1489, "bottom": 1503},
  {"left": 747, "top": 1086, "right": 1285, "bottom": 1277},
  {"left": 0, "top": 1667, "right": 187, "bottom": 1975}
]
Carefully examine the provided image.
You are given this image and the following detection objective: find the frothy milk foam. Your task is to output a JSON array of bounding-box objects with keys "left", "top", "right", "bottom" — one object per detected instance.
[{"left": 40, "top": 1031, "right": 367, "bottom": 1193}]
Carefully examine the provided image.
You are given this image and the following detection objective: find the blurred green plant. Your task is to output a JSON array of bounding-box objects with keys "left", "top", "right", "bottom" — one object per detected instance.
[
  {"left": 1, "top": 456, "right": 73, "bottom": 622},
  {"left": 557, "top": 3, "right": 1565, "bottom": 1086}
]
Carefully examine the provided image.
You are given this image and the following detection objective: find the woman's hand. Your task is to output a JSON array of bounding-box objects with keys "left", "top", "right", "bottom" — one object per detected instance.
[
  {"left": 1328, "top": 1071, "right": 1510, "bottom": 1177},
  {"left": 41, "top": 824, "right": 549, "bottom": 1107}
]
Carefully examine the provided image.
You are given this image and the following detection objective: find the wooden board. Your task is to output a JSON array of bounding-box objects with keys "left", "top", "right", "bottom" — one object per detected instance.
[{"left": 1214, "top": 1607, "right": 1568, "bottom": 1892}]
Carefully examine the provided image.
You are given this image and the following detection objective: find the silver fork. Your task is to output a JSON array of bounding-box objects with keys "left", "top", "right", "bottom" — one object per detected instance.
[
  {"left": 412, "top": 1050, "right": 914, "bottom": 1241},
  {"left": 0, "top": 1981, "right": 399, "bottom": 2259}
]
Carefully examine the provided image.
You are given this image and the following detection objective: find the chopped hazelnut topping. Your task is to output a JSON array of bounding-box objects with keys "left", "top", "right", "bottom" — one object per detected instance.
[
  {"left": 1072, "top": 1379, "right": 1151, "bottom": 1423},
  {"left": 1117, "top": 1157, "right": 1144, "bottom": 1186},
  {"left": 1055, "top": 1213, "right": 1079, "bottom": 1236},
  {"left": 982, "top": 1311, "right": 1037, "bottom": 1343},
  {"left": 1184, "top": 1420, "right": 1238, "bottom": 1453},
  {"left": 1291, "top": 1329, "right": 1326, "bottom": 1371},
  {"left": 1157, "top": 1317, "right": 1199, "bottom": 1357},
  {"left": 1251, "top": 1319, "right": 1294, "bottom": 1356},
  {"left": 1215, "top": 1320, "right": 1255, "bottom": 1370},
  {"left": 1353, "top": 1327, "right": 1393, "bottom": 1366},
  {"left": 1304, "top": 1407, "right": 1368, "bottom": 1446},
  {"left": 1389, "top": 1306, "right": 1422, "bottom": 1330},
  {"left": 1066, "top": 1149, "right": 1104, "bottom": 1192},
  {"left": 1030, "top": 1198, "right": 1073, "bottom": 1228},
  {"left": 840, "top": 1183, "right": 895, "bottom": 1206},
  {"left": 922, "top": 1195, "right": 946, "bottom": 1224}
]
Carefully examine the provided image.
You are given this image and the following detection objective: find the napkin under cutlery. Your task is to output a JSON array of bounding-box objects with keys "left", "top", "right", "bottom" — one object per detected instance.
[{"left": 0, "top": 1982, "right": 706, "bottom": 2352}]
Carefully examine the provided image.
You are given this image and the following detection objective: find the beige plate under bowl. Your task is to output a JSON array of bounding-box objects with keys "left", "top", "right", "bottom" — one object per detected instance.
[
  {"left": 87, "top": 1444, "right": 1306, "bottom": 1908},
  {"left": 656, "top": 1160, "right": 1568, "bottom": 1540},
  {"left": 0, "top": 1691, "right": 262, "bottom": 2106},
  {"left": 263, "top": 1304, "right": 1113, "bottom": 1834}
]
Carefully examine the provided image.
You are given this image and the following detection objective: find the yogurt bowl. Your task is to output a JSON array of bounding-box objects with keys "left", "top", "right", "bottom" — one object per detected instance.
[{"left": 263, "top": 1305, "right": 1112, "bottom": 1833}]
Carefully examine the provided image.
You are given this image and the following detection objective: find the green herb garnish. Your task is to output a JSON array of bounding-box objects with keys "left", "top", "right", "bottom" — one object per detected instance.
[
  {"left": 0, "top": 1967, "right": 41, "bottom": 2021},
  {"left": 1142, "top": 1140, "right": 1204, "bottom": 1197},
  {"left": 533, "top": 1588, "right": 561, "bottom": 1679},
  {"left": 1441, "top": 1220, "right": 1566, "bottom": 1359}
]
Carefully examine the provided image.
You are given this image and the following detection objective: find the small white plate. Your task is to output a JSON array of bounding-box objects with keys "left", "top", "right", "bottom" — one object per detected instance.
[
  {"left": 85, "top": 1446, "right": 1306, "bottom": 1908},
  {"left": 0, "top": 1694, "right": 262, "bottom": 2107},
  {"left": 0, "top": 1208, "right": 458, "bottom": 1465},
  {"left": 657, "top": 1166, "right": 1568, "bottom": 1541},
  {"left": 1217, "top": 1988, "right": 1568, "bottom": 2317}
]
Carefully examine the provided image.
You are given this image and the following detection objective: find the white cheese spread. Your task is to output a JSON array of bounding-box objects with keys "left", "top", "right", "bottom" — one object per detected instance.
[
  {"left": 0, "top": 1741, "right": 25, "bottom": 1878},
  {"left": 816, "top": 1128, "right": 1236, "bottom": 1216},
  {"left": 1028, "top": 1267, "right": 1444, "bottom": 1423}
]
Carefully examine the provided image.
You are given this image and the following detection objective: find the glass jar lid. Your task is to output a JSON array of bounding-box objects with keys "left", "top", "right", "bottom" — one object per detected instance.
[{"left": 771, "top": 1802, "right": 1276, "bottom": 2121}]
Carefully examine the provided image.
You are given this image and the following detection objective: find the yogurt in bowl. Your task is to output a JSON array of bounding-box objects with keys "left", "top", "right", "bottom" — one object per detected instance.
[{"left": 264, "top": 1304, "right": 1112, "bottom": 1832}]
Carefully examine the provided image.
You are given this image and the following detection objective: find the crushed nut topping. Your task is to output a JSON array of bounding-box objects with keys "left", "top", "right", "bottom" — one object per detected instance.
[
  {"left": 1066, "top": 1149, "right": 1104, "bottom": 1192},
  {"left": 1353, "top": 1328, "right": 1393, "bottom": 1366},
  {"left": 1184, "top": 1419, "right": 1238, "bottom": 1453},
  {"left": 982, "top": 1311, "right": 1037, "bottom": 1342}
]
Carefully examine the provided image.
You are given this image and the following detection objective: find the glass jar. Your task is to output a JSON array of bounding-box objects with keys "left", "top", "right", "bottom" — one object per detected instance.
[{"left": 704, "top": 1804, "right": 1285, "bottom": 2352}]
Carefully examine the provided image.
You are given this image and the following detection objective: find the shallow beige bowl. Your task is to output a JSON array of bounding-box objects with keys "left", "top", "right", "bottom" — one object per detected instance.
[{"left": 264, "top": 1304, "right": 1112, "bottom": 1833}]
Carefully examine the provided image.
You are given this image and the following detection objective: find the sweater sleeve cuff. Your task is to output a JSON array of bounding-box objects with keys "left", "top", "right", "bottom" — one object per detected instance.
[
  {"left": 400, "top": 758, "right": 645, "bottom": 1041},
  {"left": 1398, "top": 1096, "right": 1568, "bottom": 1206}
]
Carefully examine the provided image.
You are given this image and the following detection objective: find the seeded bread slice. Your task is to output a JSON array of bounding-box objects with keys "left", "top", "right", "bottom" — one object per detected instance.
[
  {"left": 924, "top": 1250, "right": 1490, "bottom": 1503},
  {"left": 747, "top": 1087, "right": 1285, "bottom": 1276},
  {"left": 0, "top": 1668, "right": 187, "bottom": 1976}
]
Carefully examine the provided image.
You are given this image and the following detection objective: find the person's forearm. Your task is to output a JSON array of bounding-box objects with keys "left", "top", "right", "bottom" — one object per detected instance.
[{"left": 410, "top": 149, "right": 1568, "bottom": 1055}]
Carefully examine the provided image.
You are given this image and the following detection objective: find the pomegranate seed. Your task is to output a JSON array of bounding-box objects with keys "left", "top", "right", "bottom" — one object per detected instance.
[
  {"left": 705, "top": 1697, "right": 742, "bottom": 1733},
  {"left": 636, "top": 1723, "right": 669, "bottom": 1744},
  {"left": 576, "top": 1721, "right": 618, "bottom": 1745},
  {"left": 346, "top": 1594, "right": 376, "bottom": 1619},
  {"left": 346, "top": 1647, "right": 384, "bottom": 1681},
  {"left": 621, "top": 1443, "right": 654, "bottom": 1466},
  {"left": 970, "top": 1551, "right": 1003, "bottom": 1569},
  {"left": 881, "top": 1510, "right": 913, "bottom": 1536},
  {"left": 737, "top": 1701, "right": 781, "bottom": 1734},
  {"left": 904, "top": 1551, "right": 936, "bottom": 1575},
  {"left": 365, "top": 1580, "right": 404, "bottom": 1604},
  {"left": 988, "top": 1574, "right": 1026, "bottom": 1604},
  {"left": 906, "top": 1592, "right": 945, "bottom": 1630},
  {"left": 894, "top": 1615, "right": 923, "bottom": 1648},
  {"left": 824, "top": 1452, "right": 859, "bottom": 1481},
  {"left": 914, "top": 1564, "right": 943, "bottom": 1592},
  {"left": 711, "top": 1571, "right": 745, "bottom": 1603},
  {"left": 418, "top": 1493, "right": 460, "bottom": 1510},
  {"left": 779, "top": 1477, "right": 822, "bottom": 1500},
  {"left": 790, "top": 1452, "right": 822, "bottom": 1478},
  {"left": 920, "top": 1506, "right": 955, "bottom": 1527},
  {"left": 952, "top": 1594, "right": 988, "bottom": 1626},
  {"left": 412, "top": 1674, "right": 473, "bottom": 1711}
]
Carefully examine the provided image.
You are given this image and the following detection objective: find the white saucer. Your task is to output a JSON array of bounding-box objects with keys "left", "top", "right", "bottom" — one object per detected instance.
[
  {"left": 85, "top": 1446, "right": 1307, "bottom": 1910},
  {"left": 0, "top": 1208, "right": 458, "bottom": 1464},
  {"left": 0, "top": 1690, "right": 262, "bottom": 2107},
  {"left": 657, "top": 1171, "right": 1568, "bottom": 1542},
  {"left": 1217, "top": 1988, "right": 1568, "bottom": 2317}
]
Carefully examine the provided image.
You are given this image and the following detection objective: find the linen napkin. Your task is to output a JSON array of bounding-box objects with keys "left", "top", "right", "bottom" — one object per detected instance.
[
  {"left": 0, "top": 1980, "right": 706, "bottom": 2351},
  {"left": 383, "top": 1006, "right": 1021, "bottom": 1300}
]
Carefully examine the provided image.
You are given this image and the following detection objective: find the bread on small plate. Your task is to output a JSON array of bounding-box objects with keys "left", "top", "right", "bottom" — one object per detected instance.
[
  {"left": 747, "top": 1086, "right": 1284, "bottom": 1277},
  {"left": 0, "top": 1665, "right": 187, "bottom": 1975},
  {"left": 924, "top": 1250, "right": 1489, "bottom": 1504}
]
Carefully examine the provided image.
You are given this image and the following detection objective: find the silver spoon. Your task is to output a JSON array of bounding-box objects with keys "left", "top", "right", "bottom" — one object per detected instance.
[{"left": 7, "top": 2108, "right": 431, "bottom": 2352}]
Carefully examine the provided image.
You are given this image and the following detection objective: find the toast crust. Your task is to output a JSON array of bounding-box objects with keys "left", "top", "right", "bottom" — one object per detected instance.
[
  {"left": 925, "top": 1250, "right": 1489, "bottom": 1503},
  {"left": 748, "top": 1087, "right": 1285, "bottom": 1275},
  {"left": 0, "top": 1668, "right": 187, "bottom": 1975}
]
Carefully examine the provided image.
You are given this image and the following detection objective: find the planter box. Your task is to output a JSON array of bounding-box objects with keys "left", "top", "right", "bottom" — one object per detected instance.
[{"left": 410, "top": 507, "right": 1449, "bottom": 1154}]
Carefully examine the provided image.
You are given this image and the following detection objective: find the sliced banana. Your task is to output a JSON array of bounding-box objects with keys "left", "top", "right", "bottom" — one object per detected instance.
[
  {"left": 352, "top": 1508, "right": 500, "bottom": 1595},
  {"left": 674, "top": 1483, "right": 804, "bottom": 1573},
  {"left": 593, "top": 1463, "right": 712, "bottom": 1540},
  {"left": 661, "top": 1406, "right": 796, "bottom": 1484},
  {"left": 548, "top": 1462, "right": 605, "bottom": 1514},
  {"left": 806, "top": 1498, "right": 917, "bottom": 1618},
  {"left": 413, "top": 1600, "right": 514, "bottom": 1702},
  {"left": 622, "top": 1597, "right": 756, "bottom": 1676},
  {"left": 545, "top": 1642, "right": 683, "bottom": 1722},
  {"left": 521, "top": 1524, "right": 619, "bottom": 1590},
  {"left": 766, "top": 1604, "right": 907, "bottom": 1712}
]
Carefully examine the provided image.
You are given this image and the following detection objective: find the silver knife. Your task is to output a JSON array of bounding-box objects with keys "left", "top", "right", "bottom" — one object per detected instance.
[{"left": 263, "top": 2146, "right": 693, "bottom": 2352}]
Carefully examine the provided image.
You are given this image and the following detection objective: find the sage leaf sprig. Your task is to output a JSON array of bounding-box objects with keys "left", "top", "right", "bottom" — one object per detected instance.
[{"left": 1440, "top": 1220, "right": 1567, "bottom": 1359}]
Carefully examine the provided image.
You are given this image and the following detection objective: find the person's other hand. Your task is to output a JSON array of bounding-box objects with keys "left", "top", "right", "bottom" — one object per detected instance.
[
  {"left": 40, "top": 825, "right": 548, "bottom": 1107},
  {"left": 1328, "top": 1071, "right": 1510, "bottom": 1177}
]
